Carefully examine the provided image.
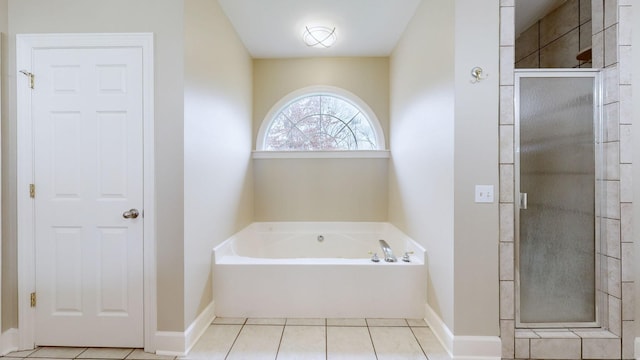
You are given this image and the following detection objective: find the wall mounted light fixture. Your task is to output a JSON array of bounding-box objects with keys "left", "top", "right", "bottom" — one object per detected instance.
[{"left": 303, "top": 26, "right": 337, "bottom": 48}]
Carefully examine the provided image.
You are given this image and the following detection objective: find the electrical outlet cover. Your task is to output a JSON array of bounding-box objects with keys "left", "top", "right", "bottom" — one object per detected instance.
[{"left": 475, "top": 185, "right": 494, "bottom": 203}]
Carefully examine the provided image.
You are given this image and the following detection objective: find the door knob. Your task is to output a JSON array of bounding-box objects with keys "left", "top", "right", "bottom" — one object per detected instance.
[{"left": 123, "top": 209, "right": 140, "bottom": 219}]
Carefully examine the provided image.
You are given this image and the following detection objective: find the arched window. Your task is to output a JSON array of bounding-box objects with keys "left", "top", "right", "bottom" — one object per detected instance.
[{"left": 257, "top": 86, "right": 385, "bottom": 151}]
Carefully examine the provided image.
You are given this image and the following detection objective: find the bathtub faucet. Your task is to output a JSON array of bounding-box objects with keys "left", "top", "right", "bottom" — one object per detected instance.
[{"left": 379, "top": 239, "right": 397, "bottom": 262}]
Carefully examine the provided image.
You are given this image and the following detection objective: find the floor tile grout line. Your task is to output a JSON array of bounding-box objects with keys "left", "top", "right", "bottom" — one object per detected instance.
[
  {"left": 74, "top": 347, "right": 137, "bottom": 360},
  {"left": 223, "top": 319, "right": 246, "bottom": 360},
  {"left": 74, "top": 348, "right": 89, "bottom": 359},
  {"left": 409, "top": 325, "right": 431, "bottom": 360},
  {"left": 273, "top": 324, "right": 286, "bottom": 360},
  {"left": 366, "top": 323, "right": 380, "bottom": 360},
  {"left": 124, "top": 348, "right": 136, "bottom": 360},
  {"left": 324, "top": 319, "right": 328, "bottom": 360}
]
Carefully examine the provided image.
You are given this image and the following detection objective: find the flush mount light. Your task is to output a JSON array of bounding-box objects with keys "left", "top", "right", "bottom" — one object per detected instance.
[{"left": 303, "top": 26, "right": 337, "bottom": 48}]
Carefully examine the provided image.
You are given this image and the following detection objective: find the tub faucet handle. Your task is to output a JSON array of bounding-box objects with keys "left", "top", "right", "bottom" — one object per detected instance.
[
  {"left": 369, "top": 252, "right": 380, "bottom": 263},
  {"left": 402, "top": 251, "right": 414, "bottom": 262}
]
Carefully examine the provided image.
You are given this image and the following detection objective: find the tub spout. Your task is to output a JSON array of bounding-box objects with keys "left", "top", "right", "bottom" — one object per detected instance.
[{"left": 379, "top": 239, "right": 397, "bottom": 262}]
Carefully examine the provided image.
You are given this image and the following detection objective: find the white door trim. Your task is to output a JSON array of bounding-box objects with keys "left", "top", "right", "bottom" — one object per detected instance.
[
  {"left": 16, "top": 33, "right": 156, "bottom": 352},
  {"left": 0, "top": 36, "right": 3, "bottom": 351}
]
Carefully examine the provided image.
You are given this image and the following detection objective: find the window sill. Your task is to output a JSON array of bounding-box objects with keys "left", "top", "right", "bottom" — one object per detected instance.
[{"left": 252, "top": 150, "right": 391, "bottom": 159}]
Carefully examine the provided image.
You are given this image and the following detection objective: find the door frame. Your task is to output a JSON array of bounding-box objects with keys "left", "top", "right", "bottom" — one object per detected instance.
[
  {"left": 513, "top": 69, "right": 603, "bottom": 328},
  {"left": 16, "top": 33, "right": 156, "bottom": 351},
  {"left": 0, "top": 36, "right": 3, "bottom": 349}
]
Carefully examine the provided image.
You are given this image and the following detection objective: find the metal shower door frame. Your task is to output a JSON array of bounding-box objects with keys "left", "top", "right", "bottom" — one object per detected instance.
[{"left": 514, "top": 69, "right": 603, "bottom": 329}]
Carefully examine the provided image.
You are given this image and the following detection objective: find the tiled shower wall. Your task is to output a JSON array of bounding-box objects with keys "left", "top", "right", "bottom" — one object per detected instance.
[
  {"left": 515, "top": 0, "right": 593, "bottom": 68},
  {"left": 499, "top": 0, "right": 633, "bottom": 359}
]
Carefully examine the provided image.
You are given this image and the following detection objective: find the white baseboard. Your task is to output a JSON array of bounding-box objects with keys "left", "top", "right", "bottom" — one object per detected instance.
[
  {"left": 425, "top": 303, "right": 454, "bottom": 355},
  {"left": 2, "top": 303, "right": 215, "bottom": 356},
  {"left": 1, "top": 328, "right": 19, "bottom": 356},
  {"left": 424, "top": 304, "right": 501, "bottom": 360},
  {"left": 634, "top": 337, "right": 640, "bottom": 359},
  {"left": 154, "top": 331, "right": 186, "bottom": 357},
  {"left": 155, "top": 301, "right": 215, "bottom": 356}
]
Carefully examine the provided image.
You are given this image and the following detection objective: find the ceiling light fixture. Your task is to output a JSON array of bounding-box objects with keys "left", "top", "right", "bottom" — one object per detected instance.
[{"left": 303, "top": 26, "right": 337, "bottom": 48}]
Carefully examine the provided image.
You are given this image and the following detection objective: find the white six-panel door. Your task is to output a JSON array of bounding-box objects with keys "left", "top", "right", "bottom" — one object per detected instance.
[{"left": 32, "top": 47, "right": 144, "bottom": 347}]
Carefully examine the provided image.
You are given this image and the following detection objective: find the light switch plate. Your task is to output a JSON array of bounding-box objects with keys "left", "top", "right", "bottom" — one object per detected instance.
[{"left": 475, "top": 185, "right": 494, "bottom": 203}]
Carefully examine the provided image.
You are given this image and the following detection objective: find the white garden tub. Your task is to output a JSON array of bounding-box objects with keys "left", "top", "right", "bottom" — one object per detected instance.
[{"left": 212, "top": 222, "right": 427, "bottom": 318}]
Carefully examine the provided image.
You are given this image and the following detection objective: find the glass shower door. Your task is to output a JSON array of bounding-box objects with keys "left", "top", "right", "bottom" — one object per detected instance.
[{"left": 516, "top": 71, "right": 600, "bottom": 326}]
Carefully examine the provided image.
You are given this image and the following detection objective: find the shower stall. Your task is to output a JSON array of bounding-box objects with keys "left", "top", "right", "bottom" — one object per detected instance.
[{"left": 515, "top": 70, "right": 602, "bottom": 327}]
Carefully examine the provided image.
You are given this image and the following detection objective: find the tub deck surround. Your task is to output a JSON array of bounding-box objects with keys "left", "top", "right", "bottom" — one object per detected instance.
[{"left": 212, "top": 222, "right": 427, "bottom": 319}]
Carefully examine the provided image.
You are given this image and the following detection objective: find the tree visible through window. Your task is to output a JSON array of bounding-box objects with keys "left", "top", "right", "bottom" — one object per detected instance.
[{"left": 263, "top": 93, "right": 379, "bottom": 151}]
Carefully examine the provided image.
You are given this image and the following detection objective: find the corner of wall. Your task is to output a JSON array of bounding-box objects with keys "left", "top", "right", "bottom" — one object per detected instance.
[
  {"left": 388, "top": 0, "right": 456, "bottom": 331},
  {"left": 425, "top": 303, "right": 502, "bottom": 360},
  {"left": 182, "top": 0, "right": 253, "bottom": 331},
  {"left": 1, "top": 328, "right": 18, "bottom": 356},
  {"left": 155, "top": 301, "right": 215, "bottom": 356}
]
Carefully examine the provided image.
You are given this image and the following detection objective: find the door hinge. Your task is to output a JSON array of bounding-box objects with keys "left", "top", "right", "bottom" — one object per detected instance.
[
  {"left": 30, "top": 292, "right": 36, "bottom": 307},
  {"left": 30, "top": 184, "right": 36, "bottom": 198},
  {"left": 19, "top": 70, "right": 35, "bottom": 89}
]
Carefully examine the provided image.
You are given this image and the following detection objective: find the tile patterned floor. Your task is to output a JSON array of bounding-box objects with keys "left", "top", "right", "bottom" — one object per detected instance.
[{"left": 1, "top": 318, "right": 452, "bottom": 360}]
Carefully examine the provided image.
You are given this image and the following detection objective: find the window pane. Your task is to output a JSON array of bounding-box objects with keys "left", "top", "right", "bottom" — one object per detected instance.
[{"left": 264, "top": 93, "right": 378, "bottom": 151}]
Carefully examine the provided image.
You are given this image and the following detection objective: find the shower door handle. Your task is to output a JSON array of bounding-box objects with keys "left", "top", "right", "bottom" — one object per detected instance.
[{"left": 520, "top": 193, "right": 528, "bottom": 210}]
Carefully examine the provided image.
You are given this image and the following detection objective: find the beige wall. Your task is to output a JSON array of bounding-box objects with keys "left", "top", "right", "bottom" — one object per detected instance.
[
  {"left": 390, "top": 0, "right": 500, "bottom": 336},
  {"left": 452, "top": 0, "right": 499, "bottom": 336},
  {"left": 390, "top": 0, "right": 456, "bottom": 329},
  {"left": 254, "top": 158, "right": 388, "bottom": 221},
  {"left": 2, "top": 0, "right": 186, "bottom": 331},
  {"left": 0, "top": 0, "right": 6, "bottom": 335},
  {"left": 183, "top": 0, "right": 253, "bottom": 327},
  {"left": 253, "top": 57, "right": 389, "bottom": 221}
]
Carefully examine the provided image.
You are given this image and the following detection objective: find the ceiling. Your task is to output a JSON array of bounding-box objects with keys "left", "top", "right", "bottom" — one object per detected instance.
[
  {"left": 218, "top": 0, "right": 567, "bottom": 59},
  {"left": 217, "top": 0, "right": 421, "bottom": 58}
]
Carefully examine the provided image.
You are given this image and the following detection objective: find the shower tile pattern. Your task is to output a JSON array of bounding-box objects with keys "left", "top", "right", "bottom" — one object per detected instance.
[
  {"left": 499, "top": 2, "right": 516, "bottom": 358},
  {"left": 515, "top": 0, "right": 593, "bottom": 69},
  {"left": 500, "top": 0, "right": 633, "bottom": 358},
  {"left": 514, "top": 329, "right": 622, "bottom": 360},
  {"left": 618, "top": 37, "right": 633, "bottom": 360}
]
